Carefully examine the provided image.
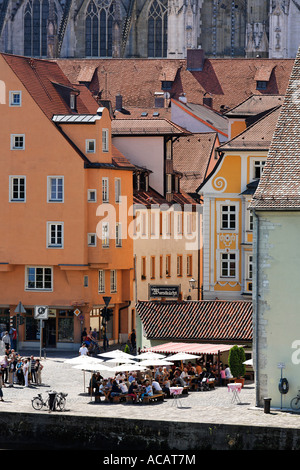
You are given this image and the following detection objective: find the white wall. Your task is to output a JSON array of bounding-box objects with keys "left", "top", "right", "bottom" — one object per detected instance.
[{"left": 113, "top": 136, "right": 164, "bottom": 195}]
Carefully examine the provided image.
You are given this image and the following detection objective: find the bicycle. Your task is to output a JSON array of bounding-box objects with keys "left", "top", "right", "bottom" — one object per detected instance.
[
  {"left": 290, "top": 390, "right": 300, "bottom": 411},
  {"left": 31, "top": 391, "right": 68, "bottom": 411}
]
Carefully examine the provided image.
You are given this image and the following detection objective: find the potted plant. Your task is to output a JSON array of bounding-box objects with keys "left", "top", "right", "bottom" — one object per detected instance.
[{"left": 228, "top": 345, "right": 246, "bottom": 387}]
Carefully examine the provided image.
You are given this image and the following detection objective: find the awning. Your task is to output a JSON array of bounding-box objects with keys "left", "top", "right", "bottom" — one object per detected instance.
[{"left": 145, "top": 342, "right": 239, "bottom": 356}]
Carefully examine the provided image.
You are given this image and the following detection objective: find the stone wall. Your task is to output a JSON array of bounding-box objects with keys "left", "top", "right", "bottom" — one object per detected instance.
[{"left": 1, "top": 412, "right": 300, "bottom": 450}]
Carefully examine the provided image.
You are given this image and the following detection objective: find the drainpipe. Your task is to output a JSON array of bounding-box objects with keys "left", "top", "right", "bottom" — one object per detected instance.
[
  {"left": 252, "top": 208, "right": 259, "bottom": 407},
  {"left": 118, "top": 301, "right": 131, "bottom": 344}
]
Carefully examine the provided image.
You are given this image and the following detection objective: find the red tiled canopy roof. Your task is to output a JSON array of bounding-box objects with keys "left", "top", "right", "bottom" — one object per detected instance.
[{"left": 137, "top": 300, "right": 252, "bottom": 342}]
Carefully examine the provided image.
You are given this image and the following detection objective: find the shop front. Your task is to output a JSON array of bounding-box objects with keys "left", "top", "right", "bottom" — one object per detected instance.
[{"left": 1, "top": 306, "right": 84, "bottom": 352}]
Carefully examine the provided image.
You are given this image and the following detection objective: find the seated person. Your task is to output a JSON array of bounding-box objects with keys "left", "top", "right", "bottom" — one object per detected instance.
[
  {"left": 119, "top": 380, "right": 128, "bottom": 395},
  {"left": 172, "top": 371, "right": 185, "bottom": 387},
  {"left": 162, "top": 377, "right": 171, "bottom": 398},
  {"left": 110, "top": 380, "right": 122, "bottom": 398},
  {"left": 225, "top": 364, "right": 233, "bottom": 379},
  {"left": 152, "top": 379, "right": 163, "bottom": 394},
  {"left": 141, "top": 380, "right": 153, "bottom": 400},
  {"left": 128, "top": 380, "right": 139, "bottom": 402}
]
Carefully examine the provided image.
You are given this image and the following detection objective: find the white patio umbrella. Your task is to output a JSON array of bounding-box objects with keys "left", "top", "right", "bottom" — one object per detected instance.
[
  {"left": 64, "top": 355, "right": 104, "bottom": 365},
  {"left": 105, "top": 357, "right": 137, "bottom": 364},
  {"left": 139, "top": 359, "right": 174, "bottom": 367},
  {"left": 73, "top": 363, "right": 114, "bottom": 400},
  {"left": 166, "top": 352, "right": 199, "bottom": 361},
  {"left": 136, "top": 351, "right": 166, "bottom": 360},
  {"left": 98, "top": 349, "right": 136, "bottom": 359},
  {"left": 243, "top": 358, "right": 253, "bottom": 366},
  {"left": 111, "top": 363, "right": 147, "bottom": 372},
  {"left": 65, "top": 355, "right": 105, "bottom": 392}
]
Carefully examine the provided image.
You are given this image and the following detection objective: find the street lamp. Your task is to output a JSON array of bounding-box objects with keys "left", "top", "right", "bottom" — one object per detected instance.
[{"left": 189, "top": 278, "right": 203, "bottom": 300}]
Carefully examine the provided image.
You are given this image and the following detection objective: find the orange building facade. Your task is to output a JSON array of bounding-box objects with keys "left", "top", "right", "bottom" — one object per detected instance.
[{"left": 0, "top": 54, "right": 133, "bottom": 351}]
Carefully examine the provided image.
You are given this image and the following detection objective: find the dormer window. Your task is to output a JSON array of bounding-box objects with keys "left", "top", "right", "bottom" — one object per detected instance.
[
  {"left": 70, "top": 93, "right": 76, "bottom": 110},
  {"left": 256, "top": 80, "right": 267, "bottom": 90}
]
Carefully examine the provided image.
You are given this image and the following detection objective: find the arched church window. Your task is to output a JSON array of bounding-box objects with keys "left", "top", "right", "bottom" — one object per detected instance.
[
  {"left": 148, "top": 0, "right": 167, "bottom": 57},
  {"left": 85, "top": 0, "right": 114, "bottom": 57},
  {"left": 24, "top": 0, "right": 57, "bottom": 57}
]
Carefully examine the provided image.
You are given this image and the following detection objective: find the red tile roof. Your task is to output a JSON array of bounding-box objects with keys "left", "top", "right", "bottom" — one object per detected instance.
[
  {"left": 134, "top": 187, "right": 197, "bottom": 207},
  {"left": 173, "top": 132, "right": 219, "bottom": 194},
  {"left": 250, "top": 48, "right": 300, "bottom": 210},
  {"left": 137, "top": 300, "right": 253, "bottom": 342},
  {"left": 2, "top": 54, "right": 98, "bottom": 119},
  {"left": 57, "top": 57, "right": 293, "bottom": 113}
]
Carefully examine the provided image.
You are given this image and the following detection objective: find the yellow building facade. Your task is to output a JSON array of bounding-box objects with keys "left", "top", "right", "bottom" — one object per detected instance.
[{"left": 198, "top": 106, "right": 281, "bottom": 300}]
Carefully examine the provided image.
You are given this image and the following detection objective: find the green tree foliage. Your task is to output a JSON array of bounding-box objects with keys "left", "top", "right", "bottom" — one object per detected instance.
[{"left": 228, "top": 345, "right": 246, "bottom": 378}]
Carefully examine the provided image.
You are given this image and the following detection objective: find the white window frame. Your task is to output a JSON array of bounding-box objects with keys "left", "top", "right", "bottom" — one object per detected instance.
[
  {"left": 252, "top": 158, "right": 266, "bottom": 180},
  {"left": 98, "top": 270, "right": 105, "bottom": 293},
  {"left": 220, "top": 252, "right": 237, "bottom": 278},
  {"left": 86, "top": 139, "right": 96, "bottom": 153},
  {"left": 115, "top": 178, "right": 121, "bottom": 203},
  {"left": 110, "top": 269, "right": 117, "bottom": 293},
  {"left": 102, "top": 222, "right": 109, "bottom": 247},
  {"left": 102, "top": 128, "right": 109, "bottom": 152},
  {"left": 11, "top": 134, "right": 25, "bottom": 150},
  {"left": 9, "top": 176, "right": 26, "bottom": 202},
  {"left": 47, "top": 176, "right": 64, "bottom": 203},
  {"left": 47, "top": 222, "right": 64, "bottom": 248},
  {"left": 220, "top": 205, "right": 236, "bottom": 230},
  {"left": 102, "top": 177, "right": 109, "bottom": 203},
  {"left": 9, "top": 91, "right": 22, "bottom": 107},
  {"left": 88, "top": 233, "right": 97, "bottom": 247},
  {"left": 25, "top": 266, "right": 53, "bottom": 291},
  {"left": 87, "top": 189, "right": 97, "bottom": 202},
  {"left": 116, "top": 223, "right": 122, "bottom": 247}
]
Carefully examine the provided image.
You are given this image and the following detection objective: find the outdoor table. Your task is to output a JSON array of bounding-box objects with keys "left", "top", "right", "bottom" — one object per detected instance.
[
  {"left": 227, "top": 382, "right": 242, "bottom": 403},
  {"left": 169, "top": 386, "right": 184, "bottom": 408}
]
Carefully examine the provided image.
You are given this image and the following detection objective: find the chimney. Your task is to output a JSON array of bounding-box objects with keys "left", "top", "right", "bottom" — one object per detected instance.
[
  {"left": 115, "top": 93, "right": 123, "bottom": 110},
  {"left": 186, "top": 48, "right": 205, "bottom": 72},
  {"left": 203, "top": 92, "right": 213, "bottom": 108}
]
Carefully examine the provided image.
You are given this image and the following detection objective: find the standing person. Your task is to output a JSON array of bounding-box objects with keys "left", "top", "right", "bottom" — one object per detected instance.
[
  {"left": 16, "top": 357, "right": 24, "bottom": 385},
  {"left": 2, "top": 331, "right": 10, "bottom": 350},
  {"left": 130, "top": 329, "right": 136, "bottom": 351},
  {"left": 22, "top": 359, "right": 29, "bottom": 387},
  {"left": 9, "top": 327, "right": 17, "bottom": 351},
  {"left": 30, "top": 356, "right": 36, "bottom": 384},
  {"left": 35, "top": 359, "right": 43, "bottom": 385},
  {"left": 79, "top": 343, "right": 89, "bottom": 356},
  {"left": 0, "top": 365, "right": 5, "bottom": 401}
]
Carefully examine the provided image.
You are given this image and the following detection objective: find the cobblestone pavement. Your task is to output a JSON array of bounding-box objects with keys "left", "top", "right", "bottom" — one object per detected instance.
[{"left": 1, "top": 351, "right": 300, "bottom": 429}]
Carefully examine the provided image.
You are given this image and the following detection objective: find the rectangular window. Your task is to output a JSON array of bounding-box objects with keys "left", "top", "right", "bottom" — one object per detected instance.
[
  {"left": 115, "top": 178, "right": 121, "bottom": 203},
  {"left": 102, "top": 129, "right": 109, "bottom": 152},
  {"left": 110, "top": 269, "right": 117, "bottom": 292},
  {"left": 254, "top": 160, "right": 266, "bottom": 179},
  {"left": 11, "top": 134, "right": 25, "bottom": 150},
  {"left": 10, "top": 176, "right": 26, "bottom": 202},
  {"left": 87, "top": 189, "right": 97, "bottom": 202},
  {"left": 9, "top": 91, "right": 22, "bottom": 107},
  {"left": 48, "top": 176, "right": 64, "bottom": 202},
  {"left": 141, "top": 257, "right": 146, "bottom": 280},
  {"left": 177, "top": 255, "right": 183, "bottom": 277},
  {"left": 160, "top": 255, "right": 163, "bottom": 278},
  {"left": 116, "top": 223, "right": 122, "bottom": 247},
  {"left": 221, "top": 205, "right": 236, "bottom": 230},
  {"left": 98, "top": 270, "right": 105, "bottom": 293},
  {"left": 102, "top": 177, "right": 109, "bottom": 202},
  {"left": 102, "top": 222, "right": 109, "bottom": 247},
  {"left": 166, "top": 174, "right": 172, "bottom": 193},
  {"left": 248, "top": 255, "right": 253, "bottom": 280},
  {"left": 166, "top": 255, "right": 171, "bottom": 277},
  {"left": 84, "top": 275, "right": 89, "bottom": 287},
  {"left": 150, "top": 256, "right": 155, "bottom": 279},
  {"left": 47, "top": 222, "right": 64, "bottom": 248},
  {"left": 221, "top": 253, "right": 236, "bottom": 277},
  {"left": 187, "top": 254, "right": 193, "bottom": 276},
  {"left": 86, "top": 139, "right": 96, "bottom": 153},
  {"left": 88, "top": 233, "right": 97, "bottom": 247},
  {"left": 26, "top": 266, "right": 53, "bottom": 291}
]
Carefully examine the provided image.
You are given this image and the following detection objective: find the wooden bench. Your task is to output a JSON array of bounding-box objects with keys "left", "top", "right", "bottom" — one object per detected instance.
[{"left": 141, "top": 393, "right": 165, "bottom": 403}]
